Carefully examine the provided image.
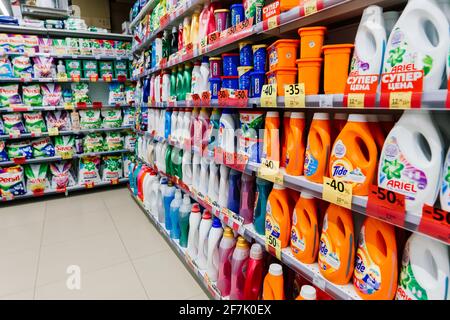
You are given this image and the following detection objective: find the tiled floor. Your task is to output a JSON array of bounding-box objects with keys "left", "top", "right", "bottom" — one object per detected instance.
[{"left": 0, "top": 187, "right": 208, "bottom": 300}]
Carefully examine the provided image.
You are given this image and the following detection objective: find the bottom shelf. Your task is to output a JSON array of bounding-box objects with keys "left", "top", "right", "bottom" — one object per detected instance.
[{"left": 131, "top": 193, "right": 224, "bottom": 300}]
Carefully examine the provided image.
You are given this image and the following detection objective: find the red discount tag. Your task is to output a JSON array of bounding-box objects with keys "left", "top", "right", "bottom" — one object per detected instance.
[
  {"left": 234, "top": 153, "right": 249, "bottom": 172},
  {"left": 71, "top": 75, "right": 80, "bottom": 82},
  {"left": 85, "top": 182, "right": 95, "bottom": 189},
  {"left": 12, "top": 106, "right": 30, "bottom": 112},
  {"left": 12, "top": 157, "right": 26, "bottom": 165},
  {"left": 117, "top": 75, "right": 127, "bottom": 82},
  {"left": 56, "top": 186, "right": 67, "bottom": 193},
  {"left": 299, "top": 0, "right": 324, "bottom": 16},
  {"left": 230, "top": 89, "right": 249, "bottom": 108},
  {"left": 224, "top": 151, "right": 235, "bottom": 166},
  {"left": 344, "top": 72, "right": 379, "bottom": 108},
  {"left": 207, "top": 32, "right": 220, "bottom": 49},
  {"left": 160, "top": 14, "right": 170, "bottom": 28},
  {"left": 214, "top": 147, "right": 224, "bottom": 165},
  {"left": 218, "top": 89, "right": 230, "bottom": 107},
  {"left": 418, "top": 205, "right": 450, "bottom": 244},
  {"left": 235, "top": 17, "right": 253, "bottom": 34},
  {"left": 76, "top": 102, "right": 87, "bottom": 109},
  {"left": 89, "top": 74, "right": 98, "bottom": 82},
  {"left": 201, "top": 91, "right": 211, "bottom": 106},
  {"left": 262, "top": 1, "right": 280, "bottom": 31},
  {"left": 103, "top": 74, "right": 113, "bottom": 82},
  {"left": 110, "top": 178, "right": 119, "bottom": 185},
  {"left": 366, "top": 185, "right": 406, "bottom": 227},
  {"left": 92, "top": 102, "right": 103, "bottom": 109},
  {"left": 191, "top": 93, "right": 201, "bottom": 107},
  {"left": 159, "top": 57, "right": 167, "bottom": 69}
]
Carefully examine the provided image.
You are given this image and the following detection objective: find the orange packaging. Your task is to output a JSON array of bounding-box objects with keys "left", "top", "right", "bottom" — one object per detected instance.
[
  {"left": 265, "top": 184, "right": 295, "bottom": 249},
  {"left": 291, "top": 192, "right": 319, "bottom": 264},
  {"left": 263, "top": 263, "right": 285, "bottom": 300},
  {"left": 329, "top": 114, "right": 378, "bottom": 196},
  {"left": 353, "top": 217, "right": 398, "bottom": 300},
  {"left": 332, "top": 113, "right": 347, "bottom": 144},
  {"left": 268, "top": 39, "right": 299, "bottom": 70},
  {"left": 286, "top": 112, "right": 306, "bottom": 176},
  {"left": 318, "top": 204, "right": 355, "bottom": 285},
  {"left": 263, "top": 111, "right": 280, "bottom": 163},
  {"left": 298, "top": 26, "right": 327, "bottom": 58},
  {"left": 266, "top": 67, "right": 298, "bottom": 96},
  {"left": 281, "top": 112, "right": 291, "bottom": 168},
  {"left": 296, "top": 58, "right": 323, "bottom": 94},
  {"left": 304, "top": 113, "right": 331, "bottom": 184},
  {"left": 279, "top": 0, "right": 297, "bottom": 12},
  {"left": 322, "top": 44, "right": 354, "bottom": 94}
]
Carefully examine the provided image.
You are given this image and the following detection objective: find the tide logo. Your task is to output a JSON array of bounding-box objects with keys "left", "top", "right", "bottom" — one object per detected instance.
[{"left": 331, "top": 160, "right": 351, "bottom": 178}]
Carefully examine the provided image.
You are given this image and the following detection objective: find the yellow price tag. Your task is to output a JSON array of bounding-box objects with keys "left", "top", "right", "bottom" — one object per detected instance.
[
  {"left": 304, "top": 0, "right": 318, "bottom": 16},
  {"left": 284, "top": 83, "right": 305, "bottom": 108},
  {"left": 258, "top": 158, "right": 284, "bottom": 185},
  {"left": 31, "top": 128, "right": 42, "bottom": 136},
  {"left": 266, "top": 234, "right": 282, "bottom": 260},
  {"left": 48, "top": 127, "right": 59, "bottom": 136},
  {"left": 64, "top": 102, "right": 74, "bottom": 110},
  {"left": 390, "top": 91, "right": 412, "bottom": 109},
  {"left": 267, "top": 16, "right": 278, "bottom": 30},
  {"left": 322, "top": 177, "right": 353, "bottom": 209},
  {"left": 347, "top": 93, "right": 365, "bottom": 108},
  {"left": 60, "top": 151, "right": 73, "bottom": 160},
  {"left": 260, "top": 84, "right": 277, "bottom": 108},
  {"left": 57, "top": 74, "right": 68, "bottom": 82}
]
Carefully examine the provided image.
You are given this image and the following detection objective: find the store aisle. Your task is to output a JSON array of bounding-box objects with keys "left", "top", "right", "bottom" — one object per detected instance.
[{"left": 0, "top": 188, "right": 208, "bottom": 300}]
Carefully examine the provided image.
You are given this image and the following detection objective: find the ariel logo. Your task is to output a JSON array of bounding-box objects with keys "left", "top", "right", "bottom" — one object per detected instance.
[
  {"left": 105, "top": 159, "right": 120, "bottom": 171},
  {"left": 387, "top": 47, "right": 406, "bottom": 67},
  {"left": 83, "top": 161, "right": 97, "bottom": 171},
  {"left": 86, "top": 110, "right": 95, "bottom": 118},
  {"left": 382, "top": 159, "right": 404, "bottom": 180},
  {"left": 445, "top": 166, "right": 450, "bottom": 184},
  {"left": 422, "top": 55, "right": 433, "bottom": 76}
]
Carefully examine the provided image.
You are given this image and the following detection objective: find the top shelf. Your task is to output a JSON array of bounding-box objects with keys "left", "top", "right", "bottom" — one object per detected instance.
[
  {"left": 129, "top": 0, "right": 159, "bottom": 30},
  {"left": 0, "top": 24, "right": 133, "bottom": 41}
]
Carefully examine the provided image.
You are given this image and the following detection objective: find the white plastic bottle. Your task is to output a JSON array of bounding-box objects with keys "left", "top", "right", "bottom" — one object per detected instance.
[
  {"left": 148, "top": 109, "right": 155, "bottom": 133},
  {"left": 378, "top": 111, "right": 443, "bottom": 218},
  {"left": 176, "top": 109, "right": 184, "bottom": 143},
  {"left": 440, "top": 147, "right": 450, "bottom": 212},
  {"left": 187, "top": 203, "right": 202, "bottom": 259},
  {"left": 192, "top": 152, "right": 201, "bottom": 191},
  {"left": 143, "top": 172, "right": 157, "bottom": 210},
  {"left": 162, "top": 71, "right": 170, "bottom": 103},
  {"left": 182, "top": 150, "right": 193, "bottom": 186},
  {"left": 199, "top": 157, "right": 210, "bottom": 197},
  {"left": 200, "top": 56, "right": 210, "bottom": 93},
  {"left": 382, "top": 0, "right": 449, "bottom": 90},
  {"left": 196, "top": 210, "right": 213, "bottom": 270},
  {"left": 218, "top": 110, "right": 238, "bottom": 154},
  {"left": 206, "top": 217, "right": 224, "bottom": 282},
  {"left": 171, "top": 109, "right": 178, "bottom": 141},
  {"left": 150, "top": 178, "right": 160, "bottom": 217},
  {"left": 382, "top": 11, "right": 400, "bottom": 37},
  {"left": 160, "top": 142, "right": 169, "bottom": 172},
  {"left": 157, "top": 177, "right": 168, "bottom": 224},
  {"left": 159, "top": 109, "right": 166, "bottom": 138},
  {"left": 191, "top": 61, "right": 202, "bottom": 95},
  {"left": 183, "top": 108, "right": 192, "bottom": 145},
  {"left": 207, "top": 161, "right": 220, "bottom": 204},
  {"left": 195, "top": 108, "right": 210, "bottom": 150},
  {"left": 396, "top": 233, "right": 449, "bottom": 300},
  {"left": 218, "top": 165, "right": 230, "bottom": 207},
  {"left": 154, "top": 73, "right": 161, "bottom": 103},
  {"left": 298, "top": 285, "right": 317, "bottom": 300},
  {"left": 351, "top": 5, "right": 386, "bottom": 76}
]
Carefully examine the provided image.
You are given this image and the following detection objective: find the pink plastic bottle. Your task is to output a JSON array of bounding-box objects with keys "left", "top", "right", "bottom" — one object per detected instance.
[
  {"left": 239, "top": 173, "right": 255, "bottom": 224},
  {"left": 217, "top": 227, "right": 236, "bottom": 296},
  {"left": 178, "top": 22, "right": 184, "bottom": 51},
  {"left": 198, "top": 1, "right": 217, "bottom": 40},
  {"left": 230, "top": 236, "right": 250, "bottom": 300},
  {"left": 243, "top": 244, "right": 264, "bottom": 300}
]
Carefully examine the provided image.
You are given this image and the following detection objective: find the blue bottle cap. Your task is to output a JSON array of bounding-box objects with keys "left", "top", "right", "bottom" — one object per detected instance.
[
  {"left": 212, "top": 217, "right": 222, "bottom": 228},
  {"left": 202, "top": 56, "right": 209, "bottom": 63}
]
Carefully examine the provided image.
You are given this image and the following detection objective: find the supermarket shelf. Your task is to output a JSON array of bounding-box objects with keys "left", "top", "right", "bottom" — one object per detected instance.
[
  {"left": 0, "top": 24, "right": 132, "bottom": 40},
  {"left": 0, "top": 104, "right": 133, "bottom": 114},
  {"left": 1, "top": 178, "right": 129, "bottom": 202},
  {"left": 4, "top": 52, "right": 132, "bottom": 61},
  {"left": 0, "top": 77, "right": 131, "bottom": 83},
  {"left": 135, "top": 156, "right": 360, "bottom": 300},
  {"left": 0, "top": 126, "right": 134, "bottom": 140},
  {"left": 21, "top": 5, "right": 71, "bottom": 19},
  {"left": 131, "top": 193, "right": 222, "bottom": 300},
  {"left": 0, "top": 149, "right": 132, "bottom": 167},
  {"left": 129, "top": 0, "right": 159, "bottom": 30}
]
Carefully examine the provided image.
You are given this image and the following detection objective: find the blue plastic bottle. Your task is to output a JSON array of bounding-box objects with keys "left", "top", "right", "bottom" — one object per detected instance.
[
  {"left": 227, "top": 169, "right": 241, "bottom": 213},
  {"left": 170, "top": 190, "right": 182, "bottom": 239},
  {"left": 165, "top": 109, "right": 172, "bottom": 139},
  {"left": 254, "top": 178, "right": 273, "bottom": 235},
  {"left": 163, "top": 182, "right": 176, "bottom": 231},
  {"left": 132, "top": 163, "right": 143, "bottom": 196},
  {"left": 143, "top": 78, "right": 150, "bottom": 104}
]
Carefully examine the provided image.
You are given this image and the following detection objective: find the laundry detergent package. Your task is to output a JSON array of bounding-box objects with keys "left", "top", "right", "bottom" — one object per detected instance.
[
  {"left": 0, "top": 84, "right": 22, "bottom": 107},
  {"left": 12, "top": 56, "right": 33, "bottom": 78},
  {"left": 91, "top": 39, "right": 104, "bottom": 56},
  {"left": 50, "top": 161, "right": 75, "bottom": 189},
  {"left": 124, "top": 134, "right": 136, "bottom": 151},
  {"left": 0, "top": 117, "right": 3, "bottom": 134},
  {"left": 8, "top": 34, "right": 24, "bottom": 54},
  {"left": 125, "top": 83, "right": 135, "bottom": 104},
  {"left": 54, "top": 135, "right": 75, "bottom": 157},
  {"left": 0, "top": 56, "right": 13, "bottom": 78},
  {"left": 105, "top": 132, "right": 124, "bottom": 151},
  {"left": 79, "top": 110, "right": 101, "bottom": 129},
  {"left": 83, "top": 133, "right": 105, "bottom": 153},
  {"left": 66, "top": 37, "right": 80, "bottom": 55},
  {"left": 0, "top": 166, "right": 26, "bottom": 197},
  {"left": 65, "top": 59, "right": 82, "bottom": 78},
  {"left": 102, "top": 155, "right": 123, "bottom": 182},
  {"left": 7, "top": 140, "right": 33, "bottom": 159},
  {"left": 23, "top": 35, "right": 39, "bottom": 55},
  {"left": 82, "top": 60, "right": 98, "bottom": 78},
  {"left": 2, "top": 113, "right": 26, "bottom": 134},
  {"left": 62, "top": 89, "right": 72, "bottom": 103},
  {"left": 0, "top": 33, "right": 9, "bottom": 52},
  {"left": 123, "top": 153, "right": 135, "bottom": 177},
  {"left": 114, "top": 60, "right": 128, "bottom": 78},
  {"left": 24, "top": 112, "right": 47, "bottom": 133},
  {"left": 238, "top": 111, "right": 264, "bottom": 163},
  {"left": 108, "top": 83, "right": 125, "bottom": 105},
  {"left": 79, "top": 38, "right": 92, "bottom": 55},
  {"left": 99, "top": 61, "right": 113, "bottom": 77},
  {"left": 22, "top": 84, "right": 43, "bottom": 106},
  {"left": 45, "top": 111, "right": 71, "bottom": 131},
  {"left": 24, "top": 163, "right": 49, "bottom": 194},
  {"left": 41, "top": 84, "right": 62, "bottom": 106},
  {"left": 51, "top": 39, "right": 67, "bottom": 55},
  {"left": 122, "top": 108, "right": 135, "bottom": 126},
  {"left": 0, "top": 140, "right": 7, "bottom": 162},
  {"left": 71, "top": 83, "right": 91, "bottom": 104},
  {"left": 33, "top": 57, "right": 54, "bottom": 78},
  {"left": 102, "top": 40, "right": 116, "bottom": 56},
  {"left": 32, "top": 137, "right": 55, "bottom": 158},
  {"left": 78, "top": 156, "right": 101, "bottom": 185},
  {"left": 38, "top": 38, "right": 52, "bottom": 54},
  {"left": 101, "top": 109, "right": 122, "bottom": 128}
]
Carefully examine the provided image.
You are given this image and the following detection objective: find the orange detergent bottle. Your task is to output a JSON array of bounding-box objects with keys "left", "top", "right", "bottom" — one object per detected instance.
[
  {"left": 263, "top": 111, "right": 280, "bottom": 163},
  {"left": 263, "top": 263, "right": 285, "bottom": 300},
  {"left": 286, "top": 112, "right": 306, "bottom": 176},
  {"left": 367, "top": 115, "right": 386, "bottom": 153},
  {"left": 266, "top": 184, "right": 296, "bottom": 249},
  {"left": 281, "top": 112, "right": 291, "bottom": 168},
  {"left": 318, "top": 204, "right": 355, "bottom": 285},
  {"left": 353, "top": 217, "right": 398, "bottom": 300},
  {"left": 291, "top": 192, "right": 319, "bottom": 264},
  {"left": 329, "top": 114, "right": 378, "bottom": 196},
  {"left": 304, "top": 113, "right": 331, "bottom": 183},
  {"left": 333, "top": 113, "right": 347, "bottom": 144}
]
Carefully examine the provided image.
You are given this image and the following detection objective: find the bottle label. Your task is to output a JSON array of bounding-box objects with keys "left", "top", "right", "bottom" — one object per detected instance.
[
  {"left": 304, "top": 145, "right": 319, "bottom": 177},
  {"left": 265, "top": 203, "right": 281, "bottom": 239},
  {"left": 353, "top": 226, "right": 382, "bottom": 296},
  {"left": 378, "top": 136, "right": 427, "bottom": 200},
  {"left": 396, "top": 241, "right": 427, "bottom": 300},
  {"left": 318, "top": 214, "right": 341, "bottom": 272},
  {"left": 291, "top": 210, "right": 305, "bottom": 253},
  {"left": 441, "top": 153, "right": 450, "bottom": 209},
  {"left": 331, "top": 139, "right": 367, "bottom": 185}
]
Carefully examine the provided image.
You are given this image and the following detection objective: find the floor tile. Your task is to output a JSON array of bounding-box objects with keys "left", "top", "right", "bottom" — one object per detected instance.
[
  {"left": 0, "top": 221, "right": 43, "bottom": 255},
  {"left": 42, "top": 208, "right": 116, "bottom": 246},
  {"left": 0, "top": 289, "right": 34, "bottom": 300},
  {"left": 188, "top": 292, "right": 210, "bottom": 300},
  {"left": 0, "top": 202, "right": 46, "bottom": 229},
  {"left": 37, "top": 230, "right": 129, "bottom": 287},
  {"left": 133, "top": 250, "right": 203, "bottom": 300},
  {"left": 35, "top": 262, "right": 147, "bottom": 300},
  {"left": 45, "top": 193, "right": 107, "bottom": 221},
  {"left": 0, "top": 250, "right": 39, "bottom": 297},
  {"left": 101, "top": 188, "right": 136, "bottom": 210}
]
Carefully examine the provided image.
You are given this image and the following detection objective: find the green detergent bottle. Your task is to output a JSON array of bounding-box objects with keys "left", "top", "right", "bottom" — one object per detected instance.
[
  {"left": 176, "top": 65, "right": 184, "bottom": 101},
  {"left": 183, "top": 62, "right": 193, "bottom": 101},
  {"left": 171, "top": 147, "right": 183, "bottom": 180},
  {"left": 165, "top": 145, "right": 173, "bottom": 176},
  {"left": 170, "top": 68, "right": 177, "bottom": 99}
]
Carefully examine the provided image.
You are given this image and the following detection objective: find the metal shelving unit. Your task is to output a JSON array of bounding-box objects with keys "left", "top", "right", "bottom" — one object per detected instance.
[{"left": 129, "top": 0, "right": 159, "bottom": 30}]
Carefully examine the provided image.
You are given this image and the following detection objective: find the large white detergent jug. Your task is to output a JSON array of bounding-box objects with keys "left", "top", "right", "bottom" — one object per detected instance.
[
  {"left": 171, "top": 109, "right": 178, "bottom": 141},
  {"left": 382, "top": 0, "right": 449, "bottom": 90},
  {"left": 440, "top": 147, "right": 450, "bottom": 211},
  {"left": 176, "top": 110, "right": 184, "bottom": 143},
  {"left": 197, "top": 210, "right": 213, "bottom": 270},
  {"left": 187, "top": 203, "right": 202, "bottom": 259},
  {"left": 157, "top": 177, "right": 168, "bottom": 224},
  {"left": 183, "top": 109, "right": 192, "bottom": 144},
  {"left": 378, "top": 111, "right": 443, "bottom": 218},
  {"left": 351, "top": 5, "right": 387, "bottom": 76},
  {"left": 182, "top": 150, "right": 193, "bottom": 186},
  {"left": 150, "top": 178, "right": 160, "bottom": 217},
  {"left": 192, "top": 153, "right": 201, "bottom": 191},
  {"left": 383, "top": 11, "right": 400, "bottom": 38},
  {"left": 199, "top": 157, "right": 211, "bottom": 196},
  {"left": 208, "top": 161, "right": 220, "bottom": 204},
  {"left": 218, "top": 165, "right": 230, "bottom": 207},
  {"left": 206, "top": 217, "right": 224, "bottom": 282},
  {"left": 218, "top": 110, "right": 238, "bottom": 154},
  {"left": 396, "top": 233, "right": 449, "bottom": 300},
  {"left": 155, "top": 142, "right": 162, "bottom": 168},
  {"left": 143, "top": 172, "right": 157, "bottom": 210}
]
